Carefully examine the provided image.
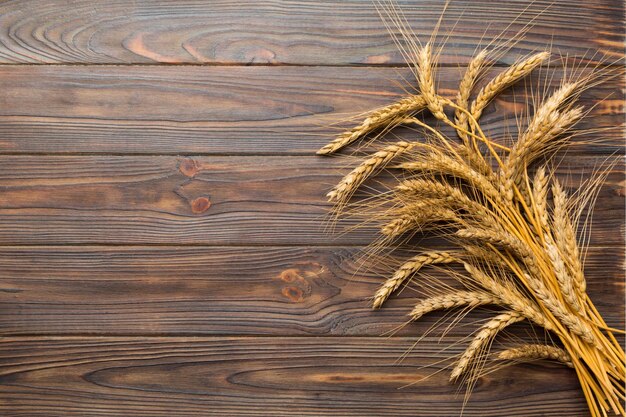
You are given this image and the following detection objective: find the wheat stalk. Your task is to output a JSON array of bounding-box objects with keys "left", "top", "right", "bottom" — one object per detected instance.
[
  {"left": 455, "top": 49, "right": 491, "bottom": 175},
  {"left": 395, "top": 178, "right": 491, "bottom": 219},
  {"left": 456, "top": 49, "right": 488, "bottom": 142},
  {"left": 318, "top": 20, "right": 625, "bottom": 415}
]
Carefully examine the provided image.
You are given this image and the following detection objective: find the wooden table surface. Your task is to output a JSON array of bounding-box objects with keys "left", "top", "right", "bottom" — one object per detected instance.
[{"left": 0, "top": 1, "right": 623, "bottom": 416}]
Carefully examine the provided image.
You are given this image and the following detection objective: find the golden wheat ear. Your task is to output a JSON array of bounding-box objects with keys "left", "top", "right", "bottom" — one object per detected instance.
[
  {"left": 373, "top": 251, "right": 459, "bottom": 308},
  {"left": 409, "top": 291, "right": 498, "bottom": 321},
  {"left": 470, "top": 51, "right": 550, "bottom": 121},
  {"left": 455, "top": 49, "right": 489, "bottom": 142},
  {"left": 316, "top": 95, "right": 426, "bottom": 155},
  {"left": 326, "top": 140, "right": 415, "bottom": 206},
  {"left": 498, "top": 344, "right": 573, "bottom": 368},
  {"left": 450, "top": 311, "right": 525, "bottom": 381}
]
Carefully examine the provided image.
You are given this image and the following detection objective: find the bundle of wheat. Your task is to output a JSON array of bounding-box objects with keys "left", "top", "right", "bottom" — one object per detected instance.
[{"left": 317, "top": 35, "right": 625, "bottom": 417}]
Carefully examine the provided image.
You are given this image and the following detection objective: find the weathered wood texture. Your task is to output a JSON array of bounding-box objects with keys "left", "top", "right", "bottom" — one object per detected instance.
[
  {"left": 0, "top": 245, "right": 622, "bottom": 336},
  {"left": 0, "top": 1, "right": 623, "bottom": 416},
  {"left": 0, "top": 66, "right": 622, "bottom": 154},
  {"left": 0, "top": 0, "right": 622, "bottom": 65},
  {"left": 0, "top": 155, "right": 621, "bottom": 245},
  {"left": 0, "top": 336, "right": 592, "bottom": 416}
]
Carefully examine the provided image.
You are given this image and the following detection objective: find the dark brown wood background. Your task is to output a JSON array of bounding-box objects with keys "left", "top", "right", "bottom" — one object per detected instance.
[{"left": 0, "top": 1, "right": 623, "bottom": 416}]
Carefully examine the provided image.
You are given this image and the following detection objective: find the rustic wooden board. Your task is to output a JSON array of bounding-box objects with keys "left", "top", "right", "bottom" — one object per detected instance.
[
  {"left": 0, "top": 336, "right": 592, "bottom": 416},
  {"left": 0, "top": 155, "right": 621, "bottom": 245},
  {"left": 0, "top": 66, "right": 621, "bottom": 155},
  {"left": 0, "top": 245, "right": 621, "bottom": 336},
  {"left": 0, "top": 0, "right": 622, "bottom": 65},
  {"left": 0, "top": 1, "right": 623, "bottom": 415}
]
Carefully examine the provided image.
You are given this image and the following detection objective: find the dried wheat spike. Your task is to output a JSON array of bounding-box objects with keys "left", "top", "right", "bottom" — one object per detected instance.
[
  {"left": 450, "top": 311, "right": 524, "bottom": 381},
  {"left": 396, "top": 178, "right": 496, "bottom": 227},
  {"left": 501, "top": 82, "right": 582, "bottom": 201},
  {"left": 521, "top": 272, "right": 598, "bottom": 347},
  {"left": 317, "top": 95, "right": 427, "bottom": 155},
  {"left": 455, "top": 49, "right": 488, "bottom": 144},
  {"left": 546, "top": 238, "right": 583, "bottom": 315},
  {"left": 409, "top": 291, "right": 498, "bottom": 321},
  {"left": 463, "top": 263, "right": 555, "bottom": 332},
  {"left": 372, "top": 251, "right": 458, "bottom": 308},
  {"left": 470, "top": 51, "right": 550, "bottom": 121},
  {"left": 380, "top": 205, "right": 459, "bottom": 238},
  {"left": 398, "top": 152, "right": 500, "bottom": 200},
  {"left": 552, "top": 179, "right": 586, "bottom": 296},
  {"left": 327, "top": 141, "right": 413, "bottom": 204},
  {"left": 498, "top": 344, "right": 573, "bottom": 368},
  {"left": 461, "top": 227, "right": 595, "bottom": 345},
  {"left": 456, "top": 227, "right": 520, "bottom": 250},
  {"left": 417, "top": 43, "right": 447, "bottom": 121},
  {"left": 457, "top": 227, "right": 544, "bottom": 277},
  {"left": 396, "top": 178, "right": 476, "bottom": 210},
  {"left": 462, "top": 245, "right": 511, "bottom": 270},
  {"left": 532, "top": 166, "right": 550, "bottom": 232}
]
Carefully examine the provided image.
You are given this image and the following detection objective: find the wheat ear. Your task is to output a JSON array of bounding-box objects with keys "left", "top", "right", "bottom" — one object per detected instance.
[
  {"left": 501, "top": 82, "right": 583, "bottom": 201},
  {"left": 532, "top": 166, "right": 550, "bottom": 232},
  {"left": 552, "top": 179, "right": 586, "bottom": 295},
  {"left": 380, "top": 204, "right": 459, "bottom": 238},
  {"left": 460, "top": 227, "right": 597, "bottom": 345},
  {"left": 417, "top": 43, "right": 447, "bottom": 121},
  {"left": 317, "top": 95, "right": 427, "bottom": 155},
  {"left": 470, "top": 51, "right": 550, "bottom": 121},
  {"left": 456, "top": 227, "right": 523, "bottom": 252},
  {"left": 498, "top": 344, "right": 573, "bottom": 368},
  {"left": 327, "top": 141, "right": 413, "bottom": 204},
  {"left": 546, "top": 237, "right": 583, "bottom": 315},
  {"left": 455, "top": 49, "right": 488, "bottom": 144},
  {"left": 398, "top": 152, "right": 501, "bottom": 200},
  {"left": 462, "top": 245, "right": 511, "bottom": 270},
  {"left": 396, "top": 178, "right": 485, "bottom": 214},
  {"left": 463, "top": 263, "right": 555, "bottom": 332},
  {"left": 521, "top": 271, "right": 598, "bottom": 347},
  {"left": 409, "top": 291, "right": 498, "bottom": 321},
  {"left": 373, "top": 251, "right": 458, "bottom": 308},
  {"left": 450, "top": 311, "right": 524, "bottom": 381}
]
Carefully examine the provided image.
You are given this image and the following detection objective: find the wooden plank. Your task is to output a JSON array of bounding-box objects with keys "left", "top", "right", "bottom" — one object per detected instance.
[
  {"left": 0, "top": 336, "right": 594, "bottom": 416},
  {"left": 0, "top": 245, "right": 621, "bottom": 336},
  {"left": 0, "top": 65, "right": 621, "bottom": 155},
  {"left": 0, "top": 155, "right": 621, "bottom": 246},
  {"left": 0, "top": 0, "right": 622, "bottom": 65}
]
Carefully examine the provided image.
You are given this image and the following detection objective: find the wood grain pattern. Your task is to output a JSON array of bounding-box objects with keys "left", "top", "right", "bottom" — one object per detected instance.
[
  {"left": 0, "top": 245, "right": 621, "bottom": 336},
  {"left": 0, "top": 336, "right": 592, "bottom": 416},
  {"left": 0, "top": 65, "right": 621, "bottom": 155},
  {"left": 0, "top": 155, "right": 621, "bottom": 245},
  {"left": 0, "top": 0, "right": 622, "bottom": 65},
  {"left": 0, "top": 1, "right": 623, "bottom": 415}
]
